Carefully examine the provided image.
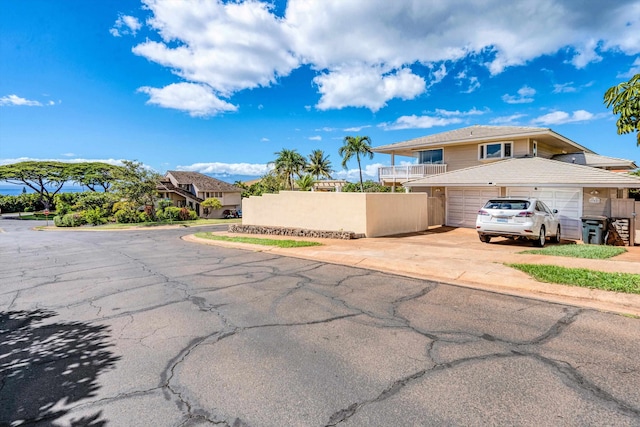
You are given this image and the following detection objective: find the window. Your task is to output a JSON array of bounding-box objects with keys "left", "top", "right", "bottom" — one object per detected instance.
[
  {"left": 532, "top": 140, "right": 538, "bottom": 157},
  {"left": 479, "top": 142, "right": 513, "bottom": 160},
  {"left": 417, "top": 148, "right": 443, "bottom": 164}
]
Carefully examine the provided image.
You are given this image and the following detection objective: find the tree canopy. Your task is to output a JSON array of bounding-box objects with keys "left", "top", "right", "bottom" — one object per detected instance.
[
  {"left": 339, "top": 136, "right": 374, "bottom": 192},
  {"left": 271, "top": 148, "right": 307, "bottom": 190},
  {"left": 111, "top": 160, "right": 162, "bottom": 208},
  {"left": 0, "top": 161, "right": 74, "bottom": 209},
  {"left": 70, "top": 162, "right": 123, "bottom": 192},
  {"left": 305, "top": 149, "right": 333, "bottom": 180},
  {"left": 603, "top": 73, "right": 640, "bottom": 145}
]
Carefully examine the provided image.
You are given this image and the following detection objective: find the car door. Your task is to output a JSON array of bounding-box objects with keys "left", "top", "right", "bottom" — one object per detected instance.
[{"left": 536, "top": 201, "right": 553, "bottom": 236}]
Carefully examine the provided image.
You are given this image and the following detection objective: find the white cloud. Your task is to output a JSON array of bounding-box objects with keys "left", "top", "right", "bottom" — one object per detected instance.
[
  {"left": 344, "top": 125, "right": 372, "bottom": 132},
  {"left": 490, "top": 114, "right": 528, "bottom": 125},
  {"left": 176, "top": 162, "right": 270, "bottom": 176},
  {"left": 126, "top": 0, "right": 640, "bottom": 113},
  {"left": 502, "top": 86, "right": 536, "bottom": 104},
  {"left": 531, "top": 109, "right": 598, "bottom": 125},
  {"left": 133, "top": 0, "right": 298, "bottom": 97},
  {"left": 309, "top": 136, "right": 322, "bottom": 141},
  {"left": 261, "top": 137, "right": 270, "bottom": 142},
  {"left": 380, "top": 115, "right": 463, "bottom": 131},
  {"left": 334, "top": 163, "right": 385, "bottom": 181},
  {"left": 138, "top": 83, "right": 237, "bottom": 117},
  {"left": 618, "top": 57, "right": 640, "bottom": 78},
  {"left": 110, "top": 15, "right": 142, "bottom": 37},
  {"left": 314, "top": 66, "right": 426, "bottom": 111},
  {"left": 552, "top": 82, "right": 577, "bottom": 93},
  {"left": 434, "top": 107, "right": 486, "bottom": 117},
  {"left": 0, "top": 95, "right": 43, "bottom": 107}
]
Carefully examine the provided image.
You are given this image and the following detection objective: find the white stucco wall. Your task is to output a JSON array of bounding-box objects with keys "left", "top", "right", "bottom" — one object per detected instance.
[{"left": 241, "top": 191, "right": 429, "bottom": 237}]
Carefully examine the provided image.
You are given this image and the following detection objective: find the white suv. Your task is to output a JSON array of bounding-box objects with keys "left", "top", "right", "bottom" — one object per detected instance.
[{"left": 476, "top": 198, "right": 561, "bottom": 247}]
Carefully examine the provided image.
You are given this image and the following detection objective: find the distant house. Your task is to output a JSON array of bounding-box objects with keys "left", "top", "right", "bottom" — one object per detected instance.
[{"left": 157, "top": 171, "right": 243, "bottom": 218}]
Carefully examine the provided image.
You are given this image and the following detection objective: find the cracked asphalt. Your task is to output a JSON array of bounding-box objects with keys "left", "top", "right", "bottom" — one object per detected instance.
[{"left": 1, "top": 219, "right": 639, "bottom": 426}]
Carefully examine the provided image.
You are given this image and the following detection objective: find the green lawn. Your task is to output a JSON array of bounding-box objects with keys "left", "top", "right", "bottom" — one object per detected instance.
[
  {"left": 520, "top": 244, "right": 626, "bottom": 259},
  {"left": 508, "top": 263, "right": 640, "bottom": 294},
  {"left": 194, "top": 232, "right": 322, "bottom": 248}
]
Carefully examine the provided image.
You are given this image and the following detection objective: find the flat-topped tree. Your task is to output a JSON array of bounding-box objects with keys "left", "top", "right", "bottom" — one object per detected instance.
[
  {"left": 0, "top": 161, "right": 73, "bottom": 210},
  {"left": 70, "top": 162, "right": 123, "bottom": 192}
]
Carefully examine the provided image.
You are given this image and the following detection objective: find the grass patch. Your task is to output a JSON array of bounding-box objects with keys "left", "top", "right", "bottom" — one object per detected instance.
[
  {"left": 520, "top": 244, "right": 626, "bottom": 259},
  {"left": 508, "top": 263, "right": 640, "bottom": 294},
  {"left": 194, "top": 232, "right": 322, "bottom": 248},
  {"left": 17, "top": 212, "right": 55, "bottom": 220}
]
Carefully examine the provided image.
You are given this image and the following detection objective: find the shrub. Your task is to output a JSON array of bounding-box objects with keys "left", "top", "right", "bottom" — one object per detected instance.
[
  {"left": 53, "top": 213, "right": 87, "bottom": 227},
  {"left": 138, "top": 211, "right": 153, "bottom": 223},
  {"left": 114, "top": 208, "right": 140, "bottom": 223},
  {"left": 179, "top": 207, "right": 191, "bottom": 221},
  {"left": 83, "top": 207, "right": 107, "bottom": 226},
  {"left": 74, "top": 192, "right": 119, "bottom": 212}
]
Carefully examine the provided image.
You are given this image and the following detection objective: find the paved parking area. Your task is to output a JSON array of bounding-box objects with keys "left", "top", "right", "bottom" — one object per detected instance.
[
  {"left": 1, "top": 220, "right": 640, "bottom": 426},
  {"left": 193, "top": 226, "right": 640, "bottom": 316}
]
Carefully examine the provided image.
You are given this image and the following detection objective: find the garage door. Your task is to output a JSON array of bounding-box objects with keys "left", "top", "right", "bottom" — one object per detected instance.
[
  {"left": 447, "top": 187, "right": 500, "bottom": 228},
  {"left": 507, "top": 187, "right": 582, "bottom": 240}
]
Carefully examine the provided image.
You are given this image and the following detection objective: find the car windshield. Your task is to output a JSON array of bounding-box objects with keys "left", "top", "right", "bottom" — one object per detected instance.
[{"left": 483, "top": 200, "right": 530, "bottom": 210}]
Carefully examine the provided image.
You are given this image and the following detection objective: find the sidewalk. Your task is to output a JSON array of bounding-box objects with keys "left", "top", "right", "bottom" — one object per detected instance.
[{"left": 184, "top": 227, "right": 640, "bottom": 317}]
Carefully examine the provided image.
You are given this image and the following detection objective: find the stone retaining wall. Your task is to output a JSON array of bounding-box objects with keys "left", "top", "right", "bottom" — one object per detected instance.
[{"left": 228, "top": 224, "right": 360, "bottom": 240}]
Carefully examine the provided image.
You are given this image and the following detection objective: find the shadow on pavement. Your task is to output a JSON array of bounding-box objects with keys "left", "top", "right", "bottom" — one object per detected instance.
[{"left": 0, "top": 309, "right": 120, "bottom": 426}]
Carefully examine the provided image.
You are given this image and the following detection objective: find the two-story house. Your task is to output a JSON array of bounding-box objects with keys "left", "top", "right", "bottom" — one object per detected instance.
[
  {"left": 157, "top": 171, "right": 243, "bottom": 218},
  {"left": 373, "top": 125, "right": 640, "bottom": 240}
]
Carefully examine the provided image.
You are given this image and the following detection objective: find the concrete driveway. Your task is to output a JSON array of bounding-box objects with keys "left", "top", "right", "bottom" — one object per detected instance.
[{"left": 1, "top": 219, "right": 640, "bottom": 426}]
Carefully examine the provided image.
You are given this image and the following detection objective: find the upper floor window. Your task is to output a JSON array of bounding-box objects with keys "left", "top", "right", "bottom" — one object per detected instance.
[
  {"left": 418, "top": 148, "right": 443, "bottom": 164},
  {"left": 479, "top": 142, "right": 512, "bottom": 160}
]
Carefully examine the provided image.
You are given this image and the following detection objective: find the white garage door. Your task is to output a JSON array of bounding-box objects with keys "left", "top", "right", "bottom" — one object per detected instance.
[
  {"left": 447, "top": 187, "right": 500, "bottom": 228},
  {"left": 507, "top": 187, "right": 582, "bottom": 240}
]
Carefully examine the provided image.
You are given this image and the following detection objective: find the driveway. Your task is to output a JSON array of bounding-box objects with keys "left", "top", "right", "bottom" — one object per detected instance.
[{"left": 1, "top": 219, "right": 640, "bottom": 426}]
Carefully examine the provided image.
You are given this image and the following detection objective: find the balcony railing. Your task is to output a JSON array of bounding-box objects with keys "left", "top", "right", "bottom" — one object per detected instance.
[{"left": 378, "top": 164, "right": 447, "bottom": 182}]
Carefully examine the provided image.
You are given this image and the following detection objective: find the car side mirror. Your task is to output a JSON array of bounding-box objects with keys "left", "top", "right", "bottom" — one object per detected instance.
[{"left": 553, "top": 209, "right": 558, "bottom": 213}]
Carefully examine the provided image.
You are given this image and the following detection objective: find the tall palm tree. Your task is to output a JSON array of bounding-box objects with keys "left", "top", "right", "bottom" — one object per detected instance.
[
  {"left": 338, "top": 135, "right": 374, "bottom": 192},
  {"left": 271, "top": 148, "right": 307, "bottom": 190},
  {"left": 305, "top": 149, "right": 333, "bottom": 180}
]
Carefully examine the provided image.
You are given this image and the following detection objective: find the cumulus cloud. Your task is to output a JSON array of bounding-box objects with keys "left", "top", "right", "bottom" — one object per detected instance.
[
  {"left": 490, "top": 114, "right": 528, "bottom": 125},
  {"left": 344, "top": 125, "right": 372, "bottom": 132},
  {"left": 176, "top": 162, "right": 270, "bottom": 176},
  {"left": 0, "top": 95, "right": 43, "bottom": 107},
  {"left": 334, "top": 163, "right": 385, "bottom": 180},
  {"left": 380, "top": 115, "right": 463, "bottom": 131},
  {"left": 138, "top": 83, "right": 237, "bottom": 117},
  {"left": 110, "top": 15, "right": 142, "bottom": 37},
  {"left": 531, "top": 110, "right": 598, "bottom": 125},
  {"left": 124, "top": 0, "right": 640, "bottom": 114},
  {"left": 314, "top": 66, "right": 426, "bottom": 111},
  {"left": 502, "top": 86, "right": 536, "bottom": 104}
]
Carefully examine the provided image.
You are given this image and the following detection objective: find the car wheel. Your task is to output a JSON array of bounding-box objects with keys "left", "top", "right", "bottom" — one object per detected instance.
[
  {"left": 479, "top": 234, "right": 491, "bottom": 243},
  {"left": 534, "top": 226, "right": 546, "bottom": 247},
  {"left": 551, "top": 225, "right": 561, "bottom": 243}
]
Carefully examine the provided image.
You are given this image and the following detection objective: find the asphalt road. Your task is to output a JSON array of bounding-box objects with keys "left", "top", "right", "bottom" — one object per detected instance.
[{"left": 1, "top": 219, "right": 639, "bottom": 426}]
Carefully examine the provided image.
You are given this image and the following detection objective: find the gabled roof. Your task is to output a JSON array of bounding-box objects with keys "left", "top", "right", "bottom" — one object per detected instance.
[
  {"left": 551, "top": 152, "right": 637, "bottom": 170},
  {"left": 158, "top": 179, "right": 204, "bottom": 202},
  {"left": 166, "top": 171, "right": 243, "bottom": 192},
  {"left": 403, "top": 157, "right": 640, "bottom": 188},
  {"left": 372, "top": 125, "right": 593, "bottom": 154}
]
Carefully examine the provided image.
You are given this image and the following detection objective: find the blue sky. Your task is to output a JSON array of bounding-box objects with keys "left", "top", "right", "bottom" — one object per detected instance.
[{"left": 1, "top": 0, "right": 639, "bottom": 183}]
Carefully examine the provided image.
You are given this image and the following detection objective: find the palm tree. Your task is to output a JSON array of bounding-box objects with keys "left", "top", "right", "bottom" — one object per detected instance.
[
  {"left": 305, "top": 149, "right": 333, "bottom": 180},
  {"left": 338, "top": 135, "right": 374, "bottom": 192},
  {"left": 271, "top": 148, "right": 307, "bottom": 190},
  {"left": 295, "top": 174, "right": 315, "bottom": 191}
]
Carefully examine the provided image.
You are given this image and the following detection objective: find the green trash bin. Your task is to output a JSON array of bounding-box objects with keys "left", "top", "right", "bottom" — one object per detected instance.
[{"left": 581, "top": 216, "right": 608, "bottom": 245}]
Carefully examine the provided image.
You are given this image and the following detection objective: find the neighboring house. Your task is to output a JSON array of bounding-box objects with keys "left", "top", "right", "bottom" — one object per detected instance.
[
  {"left": 373, "top": 125, "right": 640, "bottom": 240},
  {"left": 157, "top": 171, "right": 243, "bottom": 218}
]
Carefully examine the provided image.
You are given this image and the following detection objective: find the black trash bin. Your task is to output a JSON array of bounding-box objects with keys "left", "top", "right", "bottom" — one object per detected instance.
[{"left": 581, "top": 216, "right": 608, "bottom": 245}]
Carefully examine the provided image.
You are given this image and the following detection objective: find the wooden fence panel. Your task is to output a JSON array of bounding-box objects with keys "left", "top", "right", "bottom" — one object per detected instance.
[{"left": 427, "top": 197, "right": 445, "bottom": 227}]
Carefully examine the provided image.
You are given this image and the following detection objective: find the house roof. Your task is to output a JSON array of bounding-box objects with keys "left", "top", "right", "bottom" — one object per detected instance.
[
  {"left": 158, "top": 179, "right": 204, "bottom": 202},
  {"left": 372, "top": 125, "right": 593, "bottom": 155},
  {"left": 166, "top": 171, "right": 243, "bottom": 192},
  {"left": 551, "top": 152, "right": 637, "bottom": 170},
  {"left": 403, "top": 157, "right": 640, "bottom": 188}
]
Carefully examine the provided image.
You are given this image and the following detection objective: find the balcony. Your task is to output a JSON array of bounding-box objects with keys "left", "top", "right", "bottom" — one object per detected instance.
[{"left": 378, "top": 163, "right": 447, "bottom": 183}]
